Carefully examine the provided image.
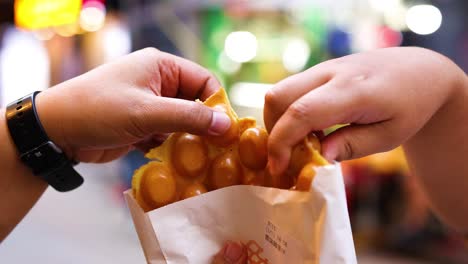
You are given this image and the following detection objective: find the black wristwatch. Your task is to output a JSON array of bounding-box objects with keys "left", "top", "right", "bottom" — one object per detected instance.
[{"left": 5, "top": 91, "right": 83, "bottom": 192}]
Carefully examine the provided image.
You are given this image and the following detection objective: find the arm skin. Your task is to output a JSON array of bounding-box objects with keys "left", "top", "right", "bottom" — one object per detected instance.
[
  {"left": 403, "top": 73, "right": 468, "bottom": 231},
  {"left": 0, "top": 48, "right": 231, "bottom": 241},
  {"left": 0, "top": 109, "right": 48, "bottom": 241}
]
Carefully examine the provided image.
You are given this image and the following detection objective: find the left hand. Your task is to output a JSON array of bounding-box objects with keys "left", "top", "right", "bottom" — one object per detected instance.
[{"left": 263, "top": 47, "right": 462, "bottom": 176}]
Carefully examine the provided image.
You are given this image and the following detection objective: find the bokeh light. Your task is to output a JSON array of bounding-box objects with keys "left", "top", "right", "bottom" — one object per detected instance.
[
  {"left": 0, "top": 28, "right": 49, "bottom": 106},
  {"left": 282, "top": 38, "right": 310, "bottom": 73},
  {"left": 328, "top": 28, "right": 351, "bottom": 57},
  {"left": 368, "top": 0, "right": 401, "bottom": 13},
  {"left": 230, "top": 82, "right": 272, "bottom": 108},
  {"left": 224, "top": 31, "right": 258, "bottom": 63},
  {"left": 103, "top": 23, "right": 131, "bottom": 61},
  {"left": 406, "top": 5, "right": 442, "bottom": 35},
  {"left": 352, "top": 20, "right": 378, "bottom": 51},
  {"left": 217, "top": 51, "right": 241, "bottom": 74},
  {"left": 377, "top": 26, "right": 403, "bottom": 48},
  {"left": 383, "top": 1, "right": 408, "bottom": 31},
  {"left": 80, "top": 1, "right": 106, "bottom": 32}
]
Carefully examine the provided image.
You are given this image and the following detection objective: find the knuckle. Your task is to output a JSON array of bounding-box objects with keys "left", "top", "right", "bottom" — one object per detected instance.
[
  {"left": 319, "top": 57, "right": 342, "bottom": 69},
  {"left": 342, "top": 138, "right": 355, "bottom": 160},
  {"left": 141, "top": 47, "right": 161, "bottom": 59},
  {"left": 158, "top": 57, "right": 180, "bottom": 89},
  {"left": 264, "top": 88, "right": 280, "bottom": 109},
  {"left": 287, "top": 101, "right": 310, "bottom": 121},
  {"left": 324, "top": 56, "right": 347, "bottom": 69},
  {"left": 177, "top": 103, "right": 211, "bottom": 132},
  {"left": 267, "top": 132, "right": 284, "bottom": 158},
  {"left": 127, "top": 102, "right": 153, "bottom": 138},
  {"left": 191, "top": 104, "right": 210, "bottom": 122},
  {"left": 136, "top": 48, "right": 163, "bottom": 87},
  {"left": 374, "top": 123, "right": 401, "bottom": 151}
]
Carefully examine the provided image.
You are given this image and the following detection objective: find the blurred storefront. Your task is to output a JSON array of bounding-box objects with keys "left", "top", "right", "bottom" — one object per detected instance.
[{"left": 0, "top": 0, "right": 467, "bottom": 263}]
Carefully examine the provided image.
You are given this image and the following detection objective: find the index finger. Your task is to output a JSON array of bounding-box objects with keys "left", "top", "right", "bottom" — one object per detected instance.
[
  {"left": 268, "top": 83, "right": 352, "bottom": 176},
  {"left": 264, "top": 63, "right": 333, "bottom": 132},
  {"left": 158, "top": 51, "right": 221, "bottom": 100}
]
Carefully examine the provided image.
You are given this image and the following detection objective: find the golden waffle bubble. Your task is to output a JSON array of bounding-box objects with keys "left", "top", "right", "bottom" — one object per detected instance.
[
  {"left": 239, "top": 127, "right": 268, "bottom": 170},
  {"left": 181, "top": 182, "right": 207, "bottom": 200},
  {"left": 132, "top": 88, "right": 328, "bottom": 212}
]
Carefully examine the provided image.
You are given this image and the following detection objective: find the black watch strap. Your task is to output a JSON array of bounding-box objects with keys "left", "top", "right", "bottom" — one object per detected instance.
[{"left": 6, "top": 91, "right": 83, "bottom": 192}]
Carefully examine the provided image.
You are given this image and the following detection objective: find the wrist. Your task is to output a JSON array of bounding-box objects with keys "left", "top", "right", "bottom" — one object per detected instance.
[
  {"left": 0, "top": 108, "right": 34, "bottom": 174},
  {"left": 402, "top": 69, "right": 468, "bottom": 231},
  {"left": 404, "top": 57, "right": 466, "bottom": 145},
  {"left": 5, "top": 92, "right": 84, "bottom": 192},
  {"left": 442, "top": 63, "right": 468, "bottom": 118},
  {"left": 453, "top": 71, "right": 468, "bottom": 101},
  {"left": 405, "top": 61, "right": 467, "bottom": 148},
  {"left": 0, "top": 106, "right": 48, "bottom": 195},
  {"left": 430, "top": 49, "right": 467, "bottom": 106},
  {"left": 34, "top": 89, "right": 74, "bottom": 159}
]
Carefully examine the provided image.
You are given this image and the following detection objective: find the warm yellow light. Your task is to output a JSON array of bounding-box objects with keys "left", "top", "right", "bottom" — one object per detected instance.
[
  {"left": 15, "top": 0, "right": 82, "bottom": 30},
  {"left": 54, "top": 23, "right": 80, "bottom": 37}
]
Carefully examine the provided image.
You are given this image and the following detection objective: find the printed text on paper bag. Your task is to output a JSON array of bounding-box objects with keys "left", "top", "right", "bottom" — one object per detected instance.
[
  {"left": 263, "top": 220, "right": 302, "bottom": 263},
  {"left": 265, "top": 221, "right": 287, "bottom": 254}
]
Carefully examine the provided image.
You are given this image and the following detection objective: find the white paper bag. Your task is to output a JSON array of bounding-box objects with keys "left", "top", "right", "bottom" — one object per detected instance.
[{"left": 125, "top": 163, "right": 356, "bottom": 264}]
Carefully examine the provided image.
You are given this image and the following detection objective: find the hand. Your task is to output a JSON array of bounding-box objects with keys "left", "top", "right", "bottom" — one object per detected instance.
[
  {"left": 212, "top": 241, "right": 247, "bottom": 264},
  {"left": 35, "top": 48, "right": 231, "bottom": 163},
  {"left": 0, "top": 48, "right": 231, "bottom": 241},
  {"left": 264, "top": 47, "right": 465, "bottom": 176}
]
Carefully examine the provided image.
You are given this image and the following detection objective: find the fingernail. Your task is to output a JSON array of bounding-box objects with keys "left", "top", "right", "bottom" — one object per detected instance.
[
  {"left": 208, "top": 111, "right": 231, "bottom": 136},
  {"left": 224, "top": 242, "right": 243, "bottom": 263}
]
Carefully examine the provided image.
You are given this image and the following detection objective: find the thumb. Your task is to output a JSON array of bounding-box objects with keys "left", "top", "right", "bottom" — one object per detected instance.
[
  {"left": 133, "top": 97, "right": 231, "bottom": 136},
  {"left": 212, "top": 241, "right": 247, "bottom": 264},
  {"left": 322, "top": 122, "right": 399, "bottom": 161}
]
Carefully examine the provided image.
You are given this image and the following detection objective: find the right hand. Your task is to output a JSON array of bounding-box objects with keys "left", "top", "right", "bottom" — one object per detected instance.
[
  {"left": 264, "top": 47, "right": 466, "bottom": 177},
  {"left": 35, "top": 48, "right": 231, "bottom": 163}
]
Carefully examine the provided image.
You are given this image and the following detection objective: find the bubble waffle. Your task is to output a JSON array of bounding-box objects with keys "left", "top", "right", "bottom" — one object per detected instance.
[{"left": 131, "top": 88, "right": 328, "bottom": 212}]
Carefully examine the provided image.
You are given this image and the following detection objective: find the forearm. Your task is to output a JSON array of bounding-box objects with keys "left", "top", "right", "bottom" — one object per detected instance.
[
  {"left": 0, "top": 108, "right": 47, "bottom": 241},
  {"left": 403, "top": 70, "right": 468, "bottom": 232}
]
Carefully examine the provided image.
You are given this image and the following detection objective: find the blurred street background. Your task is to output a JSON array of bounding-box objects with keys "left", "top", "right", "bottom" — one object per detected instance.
[{"left": 0, "top": 0, "right": 467, "bottom": 263}]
